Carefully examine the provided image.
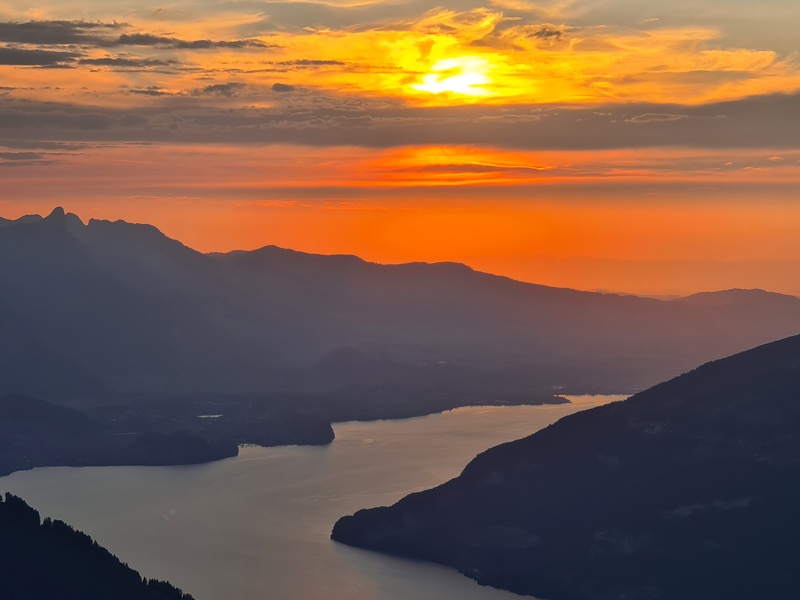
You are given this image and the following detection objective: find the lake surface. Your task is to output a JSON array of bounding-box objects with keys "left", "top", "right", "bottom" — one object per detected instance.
[{"left": 1, "top": 395, "right": 623, "bottom": 600}]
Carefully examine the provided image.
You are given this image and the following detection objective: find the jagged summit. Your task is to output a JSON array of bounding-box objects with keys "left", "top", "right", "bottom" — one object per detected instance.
[{"left": 44, "top": 206, "right": 83, "bottom": 225}]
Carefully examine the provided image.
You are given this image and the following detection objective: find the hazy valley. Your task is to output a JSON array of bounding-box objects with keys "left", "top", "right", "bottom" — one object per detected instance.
[
  {"left": 2, "top": 208, "right": 800, "bottom": 600},
  {"left": 3, "top": 209, "right": 800, "bottom": 474}
]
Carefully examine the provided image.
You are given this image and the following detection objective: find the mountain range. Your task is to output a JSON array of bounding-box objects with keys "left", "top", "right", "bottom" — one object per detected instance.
[
  {"left": 2, "top": 207, "right": 800, "bottom": 401},
  {"left": 332, "top": 332, "right": 800, "bottom": 599}
]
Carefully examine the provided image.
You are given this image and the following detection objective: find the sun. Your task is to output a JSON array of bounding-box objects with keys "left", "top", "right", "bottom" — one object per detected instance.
[{"left": 411, "top": 56, "right": 493, "bottom": 98}]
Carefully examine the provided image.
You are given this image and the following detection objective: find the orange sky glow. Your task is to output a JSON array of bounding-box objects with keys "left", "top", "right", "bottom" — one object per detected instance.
[{"left": 2, "top": 1, "right": 800, "bottom": 295}]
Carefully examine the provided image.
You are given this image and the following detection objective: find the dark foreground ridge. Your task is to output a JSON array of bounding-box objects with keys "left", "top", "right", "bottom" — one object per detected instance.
[
  {"left": 332, "top": 334, "right": 800, "bottom": 600},
  {"left": 0, "top": 493, "right": 193, "bottom": 600}
]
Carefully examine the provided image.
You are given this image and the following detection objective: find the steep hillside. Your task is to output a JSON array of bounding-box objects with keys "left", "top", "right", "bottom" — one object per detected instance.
[
  {"left": 0, "top": 493, "right": 193, "bottom": 600},
  {"left": 332, "top": 334, "right": 800, "bottom": 600}
]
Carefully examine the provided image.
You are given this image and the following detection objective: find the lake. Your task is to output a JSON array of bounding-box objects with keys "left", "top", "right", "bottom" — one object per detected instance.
[{"left": 0, "top": 395, "right": 623, "bottom": 600}]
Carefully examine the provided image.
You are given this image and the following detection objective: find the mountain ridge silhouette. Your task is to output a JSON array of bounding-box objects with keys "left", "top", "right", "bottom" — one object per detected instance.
[{"left": 2, "top": 207, "right": 799, "bottom": 398}]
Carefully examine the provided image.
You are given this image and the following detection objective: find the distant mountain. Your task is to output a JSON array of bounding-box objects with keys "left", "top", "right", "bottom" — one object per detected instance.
[
  {"left": 0, "top": 493, "right": 193, "bottom": 600},
  {"left": 0, "top": 393, "right": 239, "bottom": 476},
  {"left": 676, "top": 287, "right": 800, "bottom": 307},
  {"left": 332, "top": 334, "right": 800, "bottom": 600},
  {"left": 0, "top": 392, "right": 339, "bottom": 476},
  {"left": 2, "top": 207, "right": 800, "bottom": 398},
  {"left": 0, "top": 300, "right": 110, "bottom": 397}
]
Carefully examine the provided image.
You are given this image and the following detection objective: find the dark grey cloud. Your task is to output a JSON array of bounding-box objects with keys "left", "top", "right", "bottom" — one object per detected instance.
[
  {"left": 626, "top": 113, "right": 689, "bottom": 123},
  {"left": 0, "top": 100, "right": 117, "bottom": 131},
  {"left": 128, "top": 86, "right": 173, "bottom": 96},
  {"left": 191, "top": 82, "right": 247, "bottom": 97},
  {"left": 0, "top": 150, "right": 58, "bottom": 167},
  {"left": 1, "top": 92, "right": 799, "bottom": 151},
  {"left": 529, "top": 24, "right": 566, "bottom": 40},
  {"left": 0, "top": 20, "right": 277, "bottom": 53},
  {"left": 33, "top": 63, "right": 77, "bottom": 69},
  {"left": 0, "top": 20, "right": 121, "bottom": 45},
  {"left": 0, "top": 46, "right": 78, "bottom": 66},
  {"left": 174, "top": 39, "right": 272, "bottom": 49},
  {"left": 106, "top": 32, "right": 274, "bottom": 50},
  {"left": 0, "top": 140, "right": 89, "bottom": 151},
  {"left": 0, "top": 151, "right": 45, "bottom": 160},
  {"left": 279, "top": 60, "right": 346, "bottom": 66},
  {"left": 0, "top": 161, "right": 47, "bottom": 167},
  {"left": 111, "top": 33, "right": 173, "bottom": 46},
  {"left": 80, "top": 56, "right": 173, "bottom": 68},
  {"left": 272, "top": 83, "right": 297, "bottom": 92}
]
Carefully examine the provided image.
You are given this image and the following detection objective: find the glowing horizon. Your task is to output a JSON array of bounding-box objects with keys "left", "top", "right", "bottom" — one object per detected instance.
[{"left": 2, "top": 1, "right": 800, "bottom": 296}]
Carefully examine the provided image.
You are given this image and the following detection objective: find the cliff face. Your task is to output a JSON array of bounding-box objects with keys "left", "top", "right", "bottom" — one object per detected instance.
[{"left": 332, "top": 334, "right": 800, "bottom": 600}]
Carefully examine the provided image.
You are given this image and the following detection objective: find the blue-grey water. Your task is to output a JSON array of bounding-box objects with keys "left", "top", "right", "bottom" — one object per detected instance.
[{"left": 1, "top": 395, "right": 623, "bottom": 600}]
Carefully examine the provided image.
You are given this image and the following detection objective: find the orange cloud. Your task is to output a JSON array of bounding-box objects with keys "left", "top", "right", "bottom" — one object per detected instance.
[{"left": 3, "top": 7, "right": 799, "bottom": 108}]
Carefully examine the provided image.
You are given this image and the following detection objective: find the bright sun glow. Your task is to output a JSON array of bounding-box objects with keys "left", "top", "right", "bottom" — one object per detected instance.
[{"left": 411, "top": 56, "right": 493, "bottom": 97}]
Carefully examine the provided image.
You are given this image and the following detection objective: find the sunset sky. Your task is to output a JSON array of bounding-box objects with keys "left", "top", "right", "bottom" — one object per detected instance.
[{"left": 2, "top": 0, "right": 800, "bottom": 295}]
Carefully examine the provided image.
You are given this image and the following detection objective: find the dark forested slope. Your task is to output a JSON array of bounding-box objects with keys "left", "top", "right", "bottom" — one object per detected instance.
[
  {"left": 332, "top": 334, "right": 800, "bottom": 600},
  {"left": 0, "top": 493, "right": 193, "bottom": 600}
]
